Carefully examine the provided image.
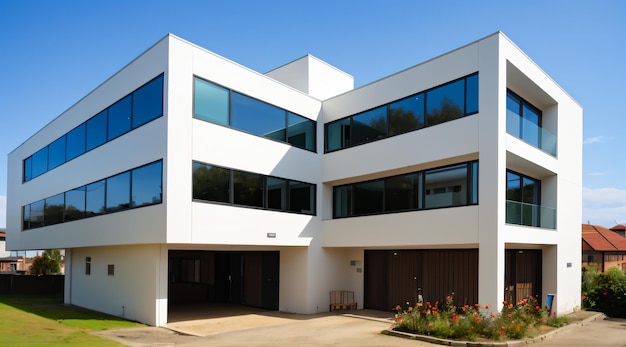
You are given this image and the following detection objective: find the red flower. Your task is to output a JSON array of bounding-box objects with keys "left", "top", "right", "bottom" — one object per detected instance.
[
  {"left": 582, "top": 295, "right": 587, "bottom": 300},
  {"left": 521, "top": 299, "right": 527, "bottom": 305},
  {"left": 507, "top": 313, "right": 513, "bottom": 318},
  {"left": 428, "top": 323, "right": 433, "bottom": 327},
  {"left": 490, "top": 313, "right": 496, "bottom": 318},
  {"left": 503, "top": 301, "right": 508, "bottom": 305},
  {"left": 603, "top": 291, "right": 608, "bottom": 296},
  {"left": 475, "top": 317, "right": 481, "bottom": 322},
  {"left": 535, "top": 305, "right": 540, "bottom": 311},
  {"left": 485, "top": 304, "right": 489, "bottom": 309},
  {"left": 452, "top": 313, "right": 458, "bottom": 320},
  {"left": 446, "top": 295, "right": 451, "bottom": 301}
]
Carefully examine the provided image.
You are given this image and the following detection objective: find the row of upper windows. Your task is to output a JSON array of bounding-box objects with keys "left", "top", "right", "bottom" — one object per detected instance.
[
  {"left": 23, "top": 74, "right": 164, "bottom": 182},
  {"left": 194, "top": 76, "right": 317, "bottom": 152},
  {"left": 325, "top": 73, "right": 479, "bottom": 152},
  {"left": 22, "top": 160, "right": 162, "bottom": 231},
  {"left": 22, "top": 73, "right": 480, "bottom": 184},
  {"left": 193, "top": 161, "right": 316, "bottom": 215},
  {"left": 334, "top": 161, "right": 478, "bottom": 218}
]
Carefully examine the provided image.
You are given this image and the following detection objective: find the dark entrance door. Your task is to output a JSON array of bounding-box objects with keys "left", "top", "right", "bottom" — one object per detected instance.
[
  {"left": 364, "top": 249, "right": 478, "bottom": 311},
  {"left": 504, "top": 249, "right": 542, "bottom": 306}
]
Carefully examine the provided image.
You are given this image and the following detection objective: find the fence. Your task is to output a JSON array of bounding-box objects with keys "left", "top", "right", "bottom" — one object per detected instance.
[{"left": 0, "top": 274, "right": 64, "bottom": 296}]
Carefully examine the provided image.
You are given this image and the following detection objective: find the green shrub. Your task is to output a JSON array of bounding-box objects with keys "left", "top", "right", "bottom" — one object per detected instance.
[{"left": 582, "top": 267, "right": 626, "bottom": 318}]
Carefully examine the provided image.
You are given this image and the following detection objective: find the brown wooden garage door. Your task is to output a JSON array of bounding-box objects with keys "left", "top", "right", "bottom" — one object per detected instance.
[{"left": 365, "top": 249, "right": 478, "bottom": 311}]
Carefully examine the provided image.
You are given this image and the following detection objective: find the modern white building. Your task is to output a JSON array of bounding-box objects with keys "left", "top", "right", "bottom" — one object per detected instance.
[{"left": 6, "top": 32, "right": 582, "bottom": 326}]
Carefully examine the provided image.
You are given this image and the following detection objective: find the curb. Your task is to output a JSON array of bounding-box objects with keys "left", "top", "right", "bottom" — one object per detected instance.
[{"left": 382, "top": 312, "right": 605, "bottom": 347}]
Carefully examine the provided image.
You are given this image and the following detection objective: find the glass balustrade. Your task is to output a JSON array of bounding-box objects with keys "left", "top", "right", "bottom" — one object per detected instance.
[
  {"left": 505, "top": 200, "right": 556, "bottom": 229},
  {"left": 506, "top": 110, "right": 557, "bottom": 156}
]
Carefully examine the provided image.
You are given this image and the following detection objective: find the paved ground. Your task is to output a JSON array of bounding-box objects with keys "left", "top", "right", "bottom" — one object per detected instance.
[{"left": 93, "top": 309, "right": 626, "bottom": 347}]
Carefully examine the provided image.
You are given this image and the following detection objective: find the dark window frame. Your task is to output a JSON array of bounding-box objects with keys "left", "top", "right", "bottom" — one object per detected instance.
[
  {"left": 192, "top": 160, "right": 316, "bottom": 216},
  {"left": 193, "top": 75, "right": 316, "bottom": 152},
  {"left": 324, "top": 73, "right": 479, "bottom": 153},
  {"left": 21, "top": 160, "right": 163, "bottom": 231},
  {"left": 22, "top": 74, "right": 164, "bottom": 183},
  {"left": 333, "top": 160, "right": 478, "bottom": 219}
]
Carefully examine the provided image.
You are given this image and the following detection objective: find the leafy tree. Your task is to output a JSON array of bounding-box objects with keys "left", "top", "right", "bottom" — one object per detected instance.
[{"left": 29, "top": 249, "right": 62, "bottom": 275}]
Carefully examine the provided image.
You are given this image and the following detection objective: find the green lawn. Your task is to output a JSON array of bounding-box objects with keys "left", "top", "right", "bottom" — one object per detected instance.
[{"left": 0, "top": 295, "right": 145, "bottom": 346}]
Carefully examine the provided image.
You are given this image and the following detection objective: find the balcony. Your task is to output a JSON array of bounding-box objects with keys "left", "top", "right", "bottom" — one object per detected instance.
[
  {"left": 505, "top": 200, "right": 556, "bottom": 229},
  {"left": 506, "top": 110, "right": 557, "bottom": 156}
]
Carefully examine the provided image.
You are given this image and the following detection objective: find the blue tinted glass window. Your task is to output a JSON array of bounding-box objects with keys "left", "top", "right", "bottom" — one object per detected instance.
[
  {"left": 86, "top": 110, "right": 107, "bottom": 151},
  {"left": 289, "top": 181, "right": 315, "bottom": 214},
  {"left": 266, "top": 177, "right": 288, "bottom": 211},
  {"left": 44, "top": 193, "right": 65, "bottom": 226},
  {"left": 65, "top": 186, "right": 86, "bottom": 221},
  {"left": 22, "top": 205, "right": 30, "bottom": 230},
  {"left": 193, "top": 162, "right": 230, "bottom": 203},
  {"left": 287, "top": 113, "right": 315, "bottom": 151},
  {"left": 471, "top": 162, "right": 478, "bottom": 204},
  {"left": 351, "top": 106, "right": 387, "bottom": 146},
  {"left": 325, "top": 118, "right": 350, "bottom": 151},
  {"left": 31, "top": 147, "right": 48, "bottom": 178},
  {"left": 231, "top": 92, "right": 286, "bottom": 140},
  {"left": 30, "top": 200, "right": 44, "bottom": 228},
  {"left": 86, "top": 180, "right": 105, "bottom": 217},
  {"left": 66, "top": 123, "right": 86, "bottom": 161},
  {"left": 133, "top": 75, "right": 163, "bottom": 128},
  {"left": 506, "top": 93, "right": 521, "bottom": 136},
  {"left": 194, "top": 77, "right": 229, "bottom": 126},
  {"left": 106, "top": 172, "right": 130, "bottom": 213},
  {"left": 24, "top": 157, "right": 32, "bottom": 181},
  {"left": 131, "top": 162, "right": 162, "bottom": 207},
  {"left": 48, "top": 135, "right": 66, "bottom": 170},
  {"left": 108, "top": 95, "right": 131, "bottom": 141},
  {"left": 465, "top": 74, "right": 479, "bottom": 114},
  {"left": 426, "top": 79, "right": 464, "bottom": 126},
  {"left": 389, "top": 93, "right": 424, "bottom": 136},
  {"left": 522, "top": 104, "right": 540, "bottom": 147},
  {"left": 233, "top": 170, "right": 263, "bottom": 208}
]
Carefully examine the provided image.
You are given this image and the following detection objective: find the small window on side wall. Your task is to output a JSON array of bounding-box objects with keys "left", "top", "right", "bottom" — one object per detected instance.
[
  {"left": 108, "top": 264, "right": 114, "bottom": 276},
  {"left": 85, "top": 257, "right": 91, "bottom": 275}
]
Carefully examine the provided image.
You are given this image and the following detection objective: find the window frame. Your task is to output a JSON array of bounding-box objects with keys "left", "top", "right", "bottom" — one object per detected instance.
[{"left": 324, "top": 73, "right": 479, "bottom": 153}]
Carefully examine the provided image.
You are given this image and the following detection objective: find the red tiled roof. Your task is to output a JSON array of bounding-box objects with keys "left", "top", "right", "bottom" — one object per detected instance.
[
  {"left": 610, "top": 224, "right": 626, "bottom": 231},
  {"left": 582, "top": 224, "right": 626, "bottom": 251}
]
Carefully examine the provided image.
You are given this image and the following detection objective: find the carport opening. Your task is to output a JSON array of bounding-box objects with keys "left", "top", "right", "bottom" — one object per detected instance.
[{"left": 168, "top": 250, "right": 279, "bottom": 322}]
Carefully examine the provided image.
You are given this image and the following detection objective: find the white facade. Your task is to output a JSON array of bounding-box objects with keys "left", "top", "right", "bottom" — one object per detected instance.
[{"left": 6, "top": 32, "right": 582, "bottom": 326}]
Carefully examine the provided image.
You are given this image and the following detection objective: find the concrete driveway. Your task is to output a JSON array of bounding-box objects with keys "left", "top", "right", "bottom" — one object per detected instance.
[{"left": 93, "top": 309, "right": 626, "bottom": 347}]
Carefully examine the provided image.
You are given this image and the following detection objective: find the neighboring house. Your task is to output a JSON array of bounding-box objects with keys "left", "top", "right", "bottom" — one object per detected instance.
[
  {"left": 0, "top": 229, "right": 25, "bottom": 272},
  {"left": 5, "top": 32, "right": 582, "bottom": 326},
  {"left": 582, "top": 224, "right": 626, "bottom": 272},
  {"left": 610, "top": 224, "right": 626, "bottom": 238}
]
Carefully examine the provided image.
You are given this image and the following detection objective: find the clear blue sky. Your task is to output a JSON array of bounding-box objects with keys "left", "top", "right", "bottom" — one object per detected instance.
[{"left": 1, "top": 0, "right": 625, "bottom": 228}]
